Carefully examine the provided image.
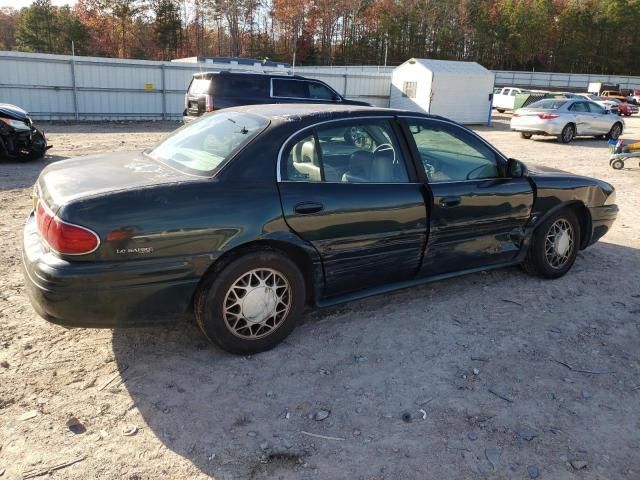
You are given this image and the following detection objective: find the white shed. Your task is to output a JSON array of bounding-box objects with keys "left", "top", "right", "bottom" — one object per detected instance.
[{"left": 390, "top": 58, "right": 495, "bottom": 124}]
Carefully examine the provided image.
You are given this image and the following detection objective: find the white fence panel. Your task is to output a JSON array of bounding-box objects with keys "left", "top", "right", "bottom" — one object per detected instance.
[{"left": 4, "top": 51, "right": 640, "bottom": 120}]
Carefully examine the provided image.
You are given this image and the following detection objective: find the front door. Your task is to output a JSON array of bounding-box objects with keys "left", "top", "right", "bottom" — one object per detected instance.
[
  {"left": 401, "top": 117, "right": 534, "bottom": 276},
  {"left": 277, "top": 118, "right": 428, "bottom": 296},
  {"left": 568, "top": 101, "right": 594, "bottom": 135}
]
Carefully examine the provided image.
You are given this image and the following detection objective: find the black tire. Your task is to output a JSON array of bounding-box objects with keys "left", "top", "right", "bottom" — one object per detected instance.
[
  {"left": 520, "top": 132, "right": 533, "bottom": 139},
  {"left": 606, "top": 122, "right": 623, "bottom": 141},
  {"left": 522, "top": 208, "right": 581, "bottom": 279},
  {"left": 496, "top": 109, "right": 505, "bottom": 113},
  {"left": 27, "top": 130, "right": 47, "bottom": 160},
  {"left": 558, "top": 124, "right": 575, "bottom": 144},
  {"left": 194, "top": 249, "right": 305, "bottom": 355},
  {"left": 611, "top": 159, "right": 624, "bottom": 170}
]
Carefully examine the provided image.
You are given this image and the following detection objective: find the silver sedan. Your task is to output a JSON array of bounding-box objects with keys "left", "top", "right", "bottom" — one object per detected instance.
[{"left": 510, "top": 98, "right": 624, "bottom": 143}]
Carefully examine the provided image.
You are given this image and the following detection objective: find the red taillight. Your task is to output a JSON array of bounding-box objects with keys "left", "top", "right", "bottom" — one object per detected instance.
[
  {"left": 512, "top": 113, "right": 521, "bottom": 117},
  {"left": 205, "top": 94, "right": 214, "bottom": 112},
  {"left": 538, "top": 113, "right": 559, "bottom": 120},
  {"left": 36, "top": 202, "right": 100, "bottom": 255}
]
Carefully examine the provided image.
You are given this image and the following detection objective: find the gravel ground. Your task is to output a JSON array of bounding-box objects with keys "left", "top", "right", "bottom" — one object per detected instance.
[{"left": 0, "top": 115, "right": 639, "bottom": 480}]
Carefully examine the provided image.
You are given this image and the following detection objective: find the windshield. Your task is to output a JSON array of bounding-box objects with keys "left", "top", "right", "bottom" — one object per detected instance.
[
  {"left": 528, "top": 99, "right": 567, "bottom": 110},
  {"left": 189, "top": 78, "right": 212, "bottom": 95},
  {"left": 148, "top": 111, "right": 268, "bottom": 176}
]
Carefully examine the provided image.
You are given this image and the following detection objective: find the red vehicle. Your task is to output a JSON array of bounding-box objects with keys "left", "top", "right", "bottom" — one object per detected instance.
[{"left": 612, "top": 99, "right": 638, "bottom": 117}]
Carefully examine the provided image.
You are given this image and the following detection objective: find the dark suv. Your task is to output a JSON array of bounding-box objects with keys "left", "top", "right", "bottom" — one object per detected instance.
[{"left": 183, "top": 71, "right": 370, "bottom": 122}]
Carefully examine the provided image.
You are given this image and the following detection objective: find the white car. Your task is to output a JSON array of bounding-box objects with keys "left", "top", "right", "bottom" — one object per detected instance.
[
  {"left": 493, "top": 87, "right": 528, "bottom": 112},
  {"left": 575, "top": 93, "right": 619, "bottom": 113},
  {"left": 511, "top": 98, "right": 624, "bottom": 143}
]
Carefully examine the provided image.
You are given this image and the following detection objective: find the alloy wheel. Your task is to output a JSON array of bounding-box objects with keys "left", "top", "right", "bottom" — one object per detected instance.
[
  {"left": 223, "top": 268, "right": 291, "bottom": 340},
  {"left": 544, "top": 219, "right": 574, "bottom": 269},
  {"left": 610, "top": 124, "right": 622, "bottom": 140}
]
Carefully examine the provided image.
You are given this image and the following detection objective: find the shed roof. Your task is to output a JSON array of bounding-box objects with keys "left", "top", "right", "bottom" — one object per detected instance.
[{"left": 400, "top": 58, "right": 491, "bottom": 76}]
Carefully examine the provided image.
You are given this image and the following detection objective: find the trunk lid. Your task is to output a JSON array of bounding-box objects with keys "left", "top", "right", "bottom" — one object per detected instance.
[{"left": 36, "top": 150, "right": 197, "bottom": 211}]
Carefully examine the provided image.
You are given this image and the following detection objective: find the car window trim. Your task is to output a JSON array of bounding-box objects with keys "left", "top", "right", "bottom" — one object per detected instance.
[
  {"left": 278, "top": 115, "right": 416, "bottom": 184},
  {"left": 270, "top": 78, "right": 341, "bottom": 102},
  {"left": 398, "top": 115, "right": 509, "bottom": 185}
]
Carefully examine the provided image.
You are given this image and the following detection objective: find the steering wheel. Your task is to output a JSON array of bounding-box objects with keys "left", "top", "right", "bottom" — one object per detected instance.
[
  {"left": 466, "top": 164, "right": 490, "bottom": 180},
  {"left": 373, "top": 143, "right": 396, "bottom": 162}
]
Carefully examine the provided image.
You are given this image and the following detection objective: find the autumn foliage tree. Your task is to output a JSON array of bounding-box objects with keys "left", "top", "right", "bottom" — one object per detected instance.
[{"left": 3, "top": 0, "right": 640, "bottom": 75}]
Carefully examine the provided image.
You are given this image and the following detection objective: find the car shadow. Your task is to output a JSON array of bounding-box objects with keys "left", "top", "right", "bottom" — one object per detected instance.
[{"left": 111, "top": 241, "right": 640, "bottom": 478}]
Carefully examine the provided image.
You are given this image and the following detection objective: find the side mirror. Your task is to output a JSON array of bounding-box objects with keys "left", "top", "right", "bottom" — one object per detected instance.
[{"left": 506, "top": 158, "right": 528, "bottom": 178}]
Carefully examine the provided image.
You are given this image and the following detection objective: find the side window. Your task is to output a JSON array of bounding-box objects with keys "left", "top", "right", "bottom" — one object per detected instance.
[
  {"left": 217, "top": 77, "right": 264, "bottom": 97},
  {"left": 403, "top": 81, "right": 417, "bottom": 99},
  {"left": 406, "top": 119, "right": 500, "bottom": 182},
  {"left": 272, "top": 79, "right": 308, "bottom": 99},
  {"left": 282, "top": 120, "right": 409, "bottom": 183},
  {"left": 285, "top": 134, "right": 322, "bottom": 182},
  {"left": 569, "top": 102, "right": 589, "bottom": 112},
  {"left": 587, "top": 102, "right": 605, "bottom": 115},
  {"left": 308, "top": 82, "right": 335, "bottom": 100},
  {"left": 509, "top": 89, "right": 517, "bottom": 96}
]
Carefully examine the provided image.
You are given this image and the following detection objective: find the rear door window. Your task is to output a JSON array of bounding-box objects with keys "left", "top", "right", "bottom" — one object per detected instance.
[
  {"left": 272, "top": 79, "right": 309, "bottom": 99},
  {"left": 215, "top": 76, "right": 265, "bottom": 97},
  {"left": 189, "top": 78, "right": 212, "bottom": 95},
  {"left": 283, "top": 120, "right": 409, "bottom": 183}
]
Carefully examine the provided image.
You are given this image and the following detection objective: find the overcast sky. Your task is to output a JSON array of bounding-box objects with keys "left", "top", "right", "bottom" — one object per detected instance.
[{"left": 0, "top": 0, "right": 76, "bottom": 8}]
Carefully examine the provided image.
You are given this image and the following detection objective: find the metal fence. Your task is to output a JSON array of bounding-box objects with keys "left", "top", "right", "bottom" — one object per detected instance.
[
  {"left": 2, "top": 50, "right": 640, "bottom": 120},
  {"left": 493, "top": 70, "right": 640, "bottom": 91},
  {"left": 0, "top": 51, "right": 391, "bottom": 120}
]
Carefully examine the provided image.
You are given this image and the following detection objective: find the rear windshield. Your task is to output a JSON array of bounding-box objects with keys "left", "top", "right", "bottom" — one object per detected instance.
[
  {"left": 528, "top": 99, "right": 567, "bottom": 110},
  {"left": 189, "top": 78, "right": 212, "bottom": 95},
  {"left": 147, "top": 111, "right": 269, "bottom": 176}
]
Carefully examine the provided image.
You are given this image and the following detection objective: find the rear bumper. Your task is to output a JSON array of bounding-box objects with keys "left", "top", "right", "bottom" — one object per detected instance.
[
  {"left": 586, "top": 204, "right": 618, "bottom": 246},
  {"left": 22, "top": 213, "right": 202, "bottom": 328},
  {"left": 510, "top": 119, "right": 563, "bottom": 136}
]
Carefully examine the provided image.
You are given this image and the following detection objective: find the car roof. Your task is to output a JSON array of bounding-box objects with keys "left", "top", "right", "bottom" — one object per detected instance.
[
  {"left": 192, "top": 71, "right": 303, "bottom": 80},
  {"left": 222, "top": 103, "right": 438, "bottom": 124}
]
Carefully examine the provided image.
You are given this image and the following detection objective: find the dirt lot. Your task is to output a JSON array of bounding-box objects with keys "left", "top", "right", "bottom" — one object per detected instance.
[{"left": 1, "top": 115, "right": 639, "bottom": 480}]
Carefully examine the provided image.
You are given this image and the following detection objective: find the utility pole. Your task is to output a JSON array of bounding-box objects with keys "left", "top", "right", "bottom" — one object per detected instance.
[{"left": 384, "top": 33, "right": 389, "bottom": 67}]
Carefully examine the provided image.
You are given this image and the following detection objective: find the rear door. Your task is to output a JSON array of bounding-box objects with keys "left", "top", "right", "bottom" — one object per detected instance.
[
  {"left": 400, "top": 117, "right": 534, "bottom": 276},
  {"left": 277, "top": 117, "right": 428, "bottom": 296},
  {"left": 185, "top": 77, "right": 212, "bottom": 117}
]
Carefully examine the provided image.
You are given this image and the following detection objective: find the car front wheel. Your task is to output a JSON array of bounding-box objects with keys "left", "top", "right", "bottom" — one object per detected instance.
[
  {"left": 606, "top": 122, "right": 623, "bottom": 140},
  {"left": 520, "top": 132, "right": 533, "bottom": 139},
  {"left": 195, "top": 250, "right": 305, "bottom": 354},
  {"left": 522, "top": 209, "right": 581, "bottom": 279}
]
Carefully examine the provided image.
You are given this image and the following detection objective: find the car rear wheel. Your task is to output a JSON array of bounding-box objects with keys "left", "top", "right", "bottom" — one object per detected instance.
[
  {"left": 606, "top": 122, "right": 623, "bottom": 140},
  {"left": 558, "top": 124, "right": 575, "bottom": 144},
  {"left": 611, "top": 159, "right": 625, "bottom": 170},
  {"left": 194, "top": 250, "right": 305, "bottom": 355},
  {"left": 520, "top": 132, "right": 533, "bottom": 139},
  {"left": 522, "top": 208, "right": 581, "bottom": 279},
  {"left": 496, "top": 109, "right": 505, "bottom": 113}
]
